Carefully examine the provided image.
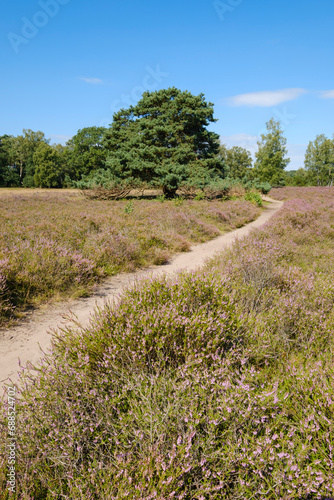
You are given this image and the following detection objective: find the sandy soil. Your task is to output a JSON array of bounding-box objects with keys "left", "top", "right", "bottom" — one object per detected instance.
[{"left": 0, "top": 196, "right": 283, "bottom": 389}]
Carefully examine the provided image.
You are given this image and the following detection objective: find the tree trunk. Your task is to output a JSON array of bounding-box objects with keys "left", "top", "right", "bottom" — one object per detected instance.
[{"left": 162, "top": 185, "right": 177, "bottom": 198}]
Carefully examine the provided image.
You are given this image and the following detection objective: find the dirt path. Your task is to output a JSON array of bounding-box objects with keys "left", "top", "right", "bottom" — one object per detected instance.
[{"left": 0, "top": 197, "right": 283, "bottom": 388}]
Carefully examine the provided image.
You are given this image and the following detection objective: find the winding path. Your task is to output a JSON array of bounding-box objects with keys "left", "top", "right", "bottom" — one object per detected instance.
[{"left": 0, "top": 197, "right": 283, "bottom": 388}]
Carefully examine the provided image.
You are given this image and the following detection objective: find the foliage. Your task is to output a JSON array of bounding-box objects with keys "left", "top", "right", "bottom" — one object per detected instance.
[
  {"left": 1, "top": 188, "right": 334, "bottom": 498},
  {"left": 6, "top": 129, "right": 49, "bottom": 183},
  {"left": 218, "top": 143, "right": 253, "bottom": 179},
  {"left": 103, "top": 87, "right": 224, "bottom": 197},
  {"left": 124, "top": 200, "right": 134, "bottom": 214},
  {"left": 203, "top": 179, "right": 238, "bottom": 199},
  {"left": 75, "top": 169, "right": 140, "bottom": 200},
  {"left": 246, "top": 180, "right": 272, "bottom": 194},
  {"left": 284, "top": 168, "right": 313, "bottom": 186},
  {"left": 0, "top": 115, "right": 332, "bottom": 191},
  {"left": 178, "top": 178, "right": 241, "bottom": 200},
  {"left": 304, "top": 134, "right": 334, "bottom": 186},
  {"left": 244, "top": 191, "right": 263, "bottom": 206},
  {"left": 0, "top": 136, "right": 20, "bottom": 187},
  {"left": 253, "top": 118, "right": 290, "bottom": 185},
  {"left": 173, "top": 196, "right": 184, "bottom": 206},
  {"left": 74, "top": 168, "right": 122, "bottom": 189},
  {"left": 33, "top": 142, "right": 66, "bottom": 188},
  {"left": 178, "top": 178, "right": 266, "bottom": 200},
  {"left": 65, "top": 126, "right": 108, "bottom": 181},
  {"left": 0, "top": 190, "right": 260, "bottom": 325}
]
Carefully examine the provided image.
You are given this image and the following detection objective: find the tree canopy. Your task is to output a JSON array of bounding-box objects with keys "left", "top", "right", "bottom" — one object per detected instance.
[
  {"left": 0, "top": 135, "right": 20, "bottom": 186},
  {"left": 253, "top": 118, "right": 290, "bottom": 185},
  {"left": 4, "top": 129, "right": 49, "bottom": 186},
  {"left": 33, "top": 143, "right": 66, "bottom": 188},
  {"left": 1, "top": 99, "right": 333, "bottom": 191},
  {"left": 65, "top": 126, "right": 108, "bottom": 181},
  {"left": 103, "top": 87, "right": 224, "bottom": 196},
  {"left": 304, "top": 134, "right": 334, "bottom": 186},
  {"left": 218, "top": 143, "right": 252, "bottom": 179}
]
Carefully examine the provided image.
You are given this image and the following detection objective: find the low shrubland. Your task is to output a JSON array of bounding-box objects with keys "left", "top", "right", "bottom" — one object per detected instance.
[
  {"left": 1, "top": 187, "right": 334, "bottom": 498},
  {"left": 0, "top": 190, "right": 261, "bottom": 326}
]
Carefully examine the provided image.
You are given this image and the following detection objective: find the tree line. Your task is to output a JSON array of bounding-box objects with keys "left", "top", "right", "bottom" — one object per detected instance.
[{"left": 0, "top": 88, "right": 333, "bottom": 193}]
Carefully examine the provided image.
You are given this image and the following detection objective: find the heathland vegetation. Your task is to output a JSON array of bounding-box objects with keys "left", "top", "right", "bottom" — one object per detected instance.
[
  {"left": 0, "top": 188, "right": 261, "bottom": 327},
  {"left": 1, "top": 186, "right": 334, "bottom": 498}
]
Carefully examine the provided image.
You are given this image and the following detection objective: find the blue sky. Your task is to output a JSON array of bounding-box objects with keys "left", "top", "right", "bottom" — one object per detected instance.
[{"left": 1, "top": 0, "right": 334, "bottom": 170}]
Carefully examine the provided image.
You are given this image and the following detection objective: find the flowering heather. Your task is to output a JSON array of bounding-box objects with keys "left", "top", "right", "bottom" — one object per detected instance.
[
  {"left": 1, "top": 187, "right": 334, "bottom": 498},
  {"left": 270, "top": 185, "right": 334, "bottom": 202},
  {"left": 0, "top": 190, "right": 260, "bottom": 326}
]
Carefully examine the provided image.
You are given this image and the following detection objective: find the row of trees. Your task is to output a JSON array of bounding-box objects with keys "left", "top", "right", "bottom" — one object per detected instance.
[
  {"left": 0, "top": 127, "right": 108, "bottom": 188},
  {"left": 1, "top": 88, "right": 332, "bottom": 192}
]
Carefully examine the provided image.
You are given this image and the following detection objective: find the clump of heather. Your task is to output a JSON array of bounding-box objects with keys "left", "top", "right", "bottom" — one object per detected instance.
[
  {"left": 0, "top": 260, "right": 14, "bottom": 319},
  {"left": 1, "top": 187, "right": 334, "bottom": 498},
  {"left": 0, "top": 191, "right": 260, "bottom": 326}
]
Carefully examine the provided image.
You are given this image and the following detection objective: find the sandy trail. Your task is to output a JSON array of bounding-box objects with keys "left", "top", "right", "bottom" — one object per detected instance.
[{"left": 0, "top": 197, "right": 283, "bottom": 388}]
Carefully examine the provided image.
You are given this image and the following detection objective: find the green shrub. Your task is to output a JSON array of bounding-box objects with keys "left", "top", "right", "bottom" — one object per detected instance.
[
  {"left": 194, "top": 190, "right": 205, "bottom": 200},
  {"left": 22, "top": 174, "right": 35, "bottom": 188},
  {"left": 251, "top": 180, "right": 271, "bottom": 194},
  {"left": 244, "top": 191, "right": 263, "bottom": 207},
  {"left": 124, "top": 200, "right": 134, "bottom": 214}
]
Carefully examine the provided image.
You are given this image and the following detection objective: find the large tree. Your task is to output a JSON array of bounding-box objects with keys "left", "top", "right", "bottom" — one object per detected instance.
[
  {"left": 304, "top": 134, "right": 334, "bottom": 186},
  {"left": 0, "top": 135, "right": 20, "bottom": 186},
  {"left": 103, "top": 87, "right": 224, "bottom": 196},
  {"left": 253, "top": 118, "right": 290, "bottom": 185},
  {"left": 33, "top": 143, "right": 65, "bottom": 188},
  {"left": 6, "top": 129, "right": 49, "bottom": 185},
  {"left": 65, "top": 126, "right": 108, "bottom": 181},
  {"left": 218, "top": 143, "right": 252, "bottom": 179}
]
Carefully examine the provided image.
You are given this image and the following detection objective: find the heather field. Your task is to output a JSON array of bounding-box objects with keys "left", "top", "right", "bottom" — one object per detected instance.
[
  {"left": 1, "top": 187, "right": 334, "bottom": 499},
  {"left": 270, "top": 186, "right": 334, "bottom": 201},
  {"left": 0, "top": 189, "right": 261, "bottom": 327}
]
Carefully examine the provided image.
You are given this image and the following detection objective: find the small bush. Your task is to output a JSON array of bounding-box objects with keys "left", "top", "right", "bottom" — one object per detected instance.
[
  {"left": 244, "top": 191, "right": 263, "bottom": 207},
  {"left": 194, "top": 190, "right": 205, "bottom": 200},
  {"left": 124, "top": 200, "right": 134, "bottom": 214},
  {"left": 173, "top": 197, "right": 184, "bottom": 206},
  {"left": 252, "top": 181, "right": 272, "bottom": 194}
]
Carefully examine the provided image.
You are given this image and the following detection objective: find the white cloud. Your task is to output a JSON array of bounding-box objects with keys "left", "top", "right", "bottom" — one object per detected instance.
[
  {"left": 226, "top": 88, "right": 307, "bottom": 107},
  {"left": 79, "top": 77, "right": 103, "bottom": 85},
  {"left": 320, "top": 90, "right": 334, "bottom": 99}
]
